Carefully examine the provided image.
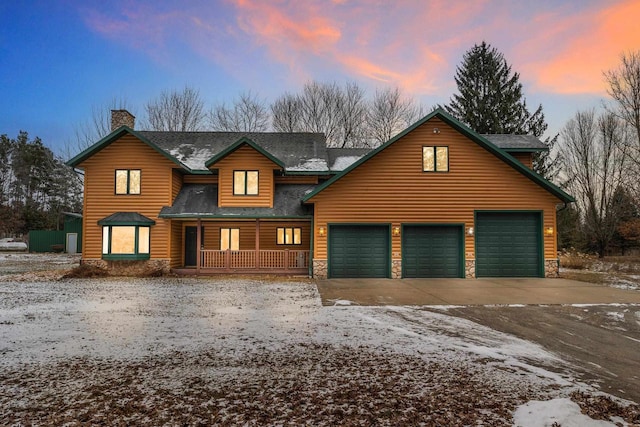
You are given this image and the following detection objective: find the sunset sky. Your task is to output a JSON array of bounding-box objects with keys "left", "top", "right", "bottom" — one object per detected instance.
[{"left": 2, "top": 0, "right": 639, "bottom": 156}]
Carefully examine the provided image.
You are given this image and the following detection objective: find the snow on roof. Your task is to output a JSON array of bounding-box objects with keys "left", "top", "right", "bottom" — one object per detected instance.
[
  {"left": 168, "top": 145, "right": 215, "bottom": 171},
  {"left": 330, "top": 155, "right": 366, "bottom": 172},
  {"left": 287, "top": 157, "right": 329, "bottom": 172}
]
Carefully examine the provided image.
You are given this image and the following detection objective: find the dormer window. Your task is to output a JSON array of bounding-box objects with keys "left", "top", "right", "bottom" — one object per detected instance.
[
  {"left": 233, "top": 170, "right": 259, "bottom": 195},
  {"left": 115, "top": 169, "right": 141, "bottom": 194}
]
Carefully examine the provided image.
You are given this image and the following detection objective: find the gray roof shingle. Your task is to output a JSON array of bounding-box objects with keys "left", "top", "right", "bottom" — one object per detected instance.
[
  {"left": 98, "top": 212, "right": 156, "bottom": 225},
  {"left": 139, "top": 131, "right": 330, "bottom": 172},
  {"left": 159, "top": 184, "right": 314, "bottom": 218},
  {"left": 482, "top": 134, "right": 548, "bottom": 151}
]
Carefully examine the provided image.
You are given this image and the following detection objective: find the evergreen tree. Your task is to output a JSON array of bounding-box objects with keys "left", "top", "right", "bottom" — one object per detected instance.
[
  {"left": 0, "top": 131, "right": 82, "bottom": 235},
  {"left": 447, "top": 42, "right": 558, "bottom": 180}
]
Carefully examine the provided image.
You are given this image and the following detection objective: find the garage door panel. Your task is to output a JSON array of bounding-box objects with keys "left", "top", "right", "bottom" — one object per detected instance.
[
  {"left": 403, "top": 226, "right": 462, "bottom": 278},
  {"left": 329, "top": 225, "right": 389, "bottom": 278},
  {"left": 476, "top": 212, "right": 541, "bottom": 277}
]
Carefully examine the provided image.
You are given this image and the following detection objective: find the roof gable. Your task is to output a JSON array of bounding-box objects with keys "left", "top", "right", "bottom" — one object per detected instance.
[
  {"left": 204, "top": 137, "right": 285, "bottom": 169},
  {"left": 303, "top": 108, "right": 573, "bottom": 203},
  {"left": 66, "top": 126, "right": 191, "bottom": 172}
]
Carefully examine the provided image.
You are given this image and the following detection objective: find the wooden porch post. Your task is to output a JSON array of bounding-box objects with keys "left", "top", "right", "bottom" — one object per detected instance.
[
  {"left": 196, "top": 218, "right": 202, "bottom": 274},
  {"left": 285, "top": 249, "right": 289, "bottom": 272},
  {"left": 255, "top": 219, "right": 260, "bottom": 269}
]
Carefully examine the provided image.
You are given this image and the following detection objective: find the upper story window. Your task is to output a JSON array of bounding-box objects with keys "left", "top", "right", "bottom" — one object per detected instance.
[
  {"left": 277, "top": 227, "right": 301, "bottom": 245},
  {"left": 233, "top": 170, "right": 259, "bottom": 195},
  {"left": 422, "top": 146, "right": 449, "bottom": 172},
  {"left": 115, "top": 169, "right": 141, "bottom": 194}
]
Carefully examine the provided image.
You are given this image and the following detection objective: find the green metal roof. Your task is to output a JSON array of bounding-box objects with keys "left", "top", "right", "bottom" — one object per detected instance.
[{"left": 303, "top": 108, "right": 574, "bottom": 204}]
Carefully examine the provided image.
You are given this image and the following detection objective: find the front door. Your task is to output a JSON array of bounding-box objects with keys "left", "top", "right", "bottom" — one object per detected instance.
[{"left": 184, "top": 226, "right": 204, "bottom": 267}]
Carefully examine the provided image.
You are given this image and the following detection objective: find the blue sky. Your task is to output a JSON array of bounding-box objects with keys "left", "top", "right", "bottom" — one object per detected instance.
[{"left": 1, "top": 0, "right": 638, "bottom": 157}]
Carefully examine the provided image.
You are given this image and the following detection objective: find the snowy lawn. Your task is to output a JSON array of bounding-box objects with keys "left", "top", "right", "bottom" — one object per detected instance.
[{"left": 0, "top": 276, "right": 638, "bottom": 425}]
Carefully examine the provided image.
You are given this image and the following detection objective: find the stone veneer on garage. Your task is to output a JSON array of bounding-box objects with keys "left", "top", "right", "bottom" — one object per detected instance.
[
  {"left": 544, "top": 259, "right": 559, "bottom": 278},
  {"left": 391, "top": 260, "right": 402, "bottom": 279},
  {"left": 465, "top": 260, "right": 476, "bottom": 279},
  {"left": 313, "top": 258, "right": 560, "bottom": 279},
  {"left": 312, "top": 259, "right": 328, "bottom": 279}
]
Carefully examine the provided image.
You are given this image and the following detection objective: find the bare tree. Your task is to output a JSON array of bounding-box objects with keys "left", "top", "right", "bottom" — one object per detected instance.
[
  {"left": 271, "top": 81, "right": 378, "bottom": 147},
  {"left": 560, "top": 109, "right": 630, "bottom": 257},
  {"left": 367, "top": 87, "right": 419, "bottom": 144},
  {"left": 271, "top": 92, "right": 303, "bottom": 132},
  {"left": 334, "top": 82, "right": 368, "bottom": 147},
  {"left": 209, "top": 91, "right": 270, "bottom": 132},
  {"left": 144, "top": 86, "right": 206, "bottom": 131},
  {"left": 605, "top": 51, "right": 640, "bottom": 198},
  {"left": 605, "top": 51, "right": 640, "bottom": 147},
  {"left": 62, "top": 97, "right": 133, "bottom": 160},
  {"left": 297, "top": 81, "right": 342, "bottom": 145}
]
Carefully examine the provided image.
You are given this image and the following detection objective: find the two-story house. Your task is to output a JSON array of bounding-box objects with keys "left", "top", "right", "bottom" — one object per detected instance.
[{"left": 67, "top": 109, "right": 573, "bottom": 279}]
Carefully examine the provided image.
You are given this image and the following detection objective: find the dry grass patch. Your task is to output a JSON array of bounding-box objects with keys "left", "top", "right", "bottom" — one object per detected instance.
[
  {"left": 559, "top": 249, "right": 596, "bottom": 270},
  {"left": 571, "top": 391, "right": 640, "bottom": 424},
  {"left": 61, "top": 263, "right": 109, "bottom": 279}
]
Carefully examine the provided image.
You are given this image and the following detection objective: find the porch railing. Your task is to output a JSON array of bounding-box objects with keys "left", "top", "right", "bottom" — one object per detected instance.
[{"left": 200, "top": 249, "right": 309, "bottom": 271}]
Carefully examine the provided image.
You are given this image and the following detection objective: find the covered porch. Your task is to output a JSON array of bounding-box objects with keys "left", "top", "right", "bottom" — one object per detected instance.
[
  {"left": 160, "top": 182, "right": 314, "bottom": 275},
  {"left": 171, "top": 218, "right": 311, "bottom": 275}
]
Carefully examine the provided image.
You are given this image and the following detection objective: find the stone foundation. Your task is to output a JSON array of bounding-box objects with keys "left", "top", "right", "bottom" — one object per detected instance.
[
  {"left": 391, "top": 259, "right": 402, "bottom": 279},
  {"left": 544, "top": 259, "right": 559, "bottom": 278},
  {"left": 83, "top": 258, "right": 170, "bottom": 276},
  {"left": 465, "top": 259, "right": 476, "bottom": 278},
  {"left": 313, "top": 259, "right": 328, "bottom": 279}
]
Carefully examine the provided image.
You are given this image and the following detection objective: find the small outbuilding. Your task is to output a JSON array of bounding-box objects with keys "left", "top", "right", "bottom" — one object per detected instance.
[{"left": 28, "top": 212, "right": 83, "bottom": 253}]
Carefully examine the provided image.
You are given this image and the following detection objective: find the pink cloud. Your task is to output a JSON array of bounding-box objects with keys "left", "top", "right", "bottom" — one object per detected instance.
[
  {"left": 80, "top": 0, "right": 640, "bottom": 99},
  {"left": 225, "top": 0, "right": 486, "bottom": 94},
  {"left": 233, "top": 1, "right": 341, "bottom": 54},
  {"left": 523, "top": 0, "right": 640, "bottom": 94}
]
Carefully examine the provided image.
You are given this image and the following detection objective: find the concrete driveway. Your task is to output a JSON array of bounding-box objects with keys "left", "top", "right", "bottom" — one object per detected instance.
[
  {"left": 317, "top": 277, "right": 640, "bottom": 402},
  {"left": 316, "top": 277, "right": 640, "bottom": 306}
]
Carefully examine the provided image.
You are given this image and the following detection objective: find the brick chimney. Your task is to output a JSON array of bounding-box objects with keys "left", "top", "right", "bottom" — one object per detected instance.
[{"left": 110, "top": 109, "right": 135, "bottom": 131}]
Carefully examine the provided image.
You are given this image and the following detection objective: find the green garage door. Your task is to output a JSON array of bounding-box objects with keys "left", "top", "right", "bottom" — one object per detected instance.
[
  {"left": 403, "top": 225, "right": 463, "bottom": 278},
  {"left": 329, "top": 225, "right": 390, "bottom": 278},
  {"left": 476, "top": 212, "right": 542, "bottom": 277}
]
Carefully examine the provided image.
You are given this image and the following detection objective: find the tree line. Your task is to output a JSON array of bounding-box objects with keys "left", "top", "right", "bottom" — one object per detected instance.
[
  {"left": 71, "top": 83, "right": 424, "bottom": 152},
  {"left": 0, "top": 132, "right": 82, "bottom": 237},
  {"left": 5, "top": 42, "right": 640, "bottom": 259},
  {"left": 558, "top": 51, "right": 640, "bottom": 256}
]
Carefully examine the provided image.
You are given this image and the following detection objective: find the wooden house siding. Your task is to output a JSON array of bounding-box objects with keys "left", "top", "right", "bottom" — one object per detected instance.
[
  {"left": 511, "top": 152, "right": 533, "bottom": 169},
  {"left": 170, "top": 221, "right": 182, "bottom": 268},
  {"left": 78, "top": 135, "right": 177, "bottom": 260},
  {"left": 183, "top": 174, "right": 218, "bottom": 184},
  {"left": 171, "top": 169, "right": 183, "bottom": 201},
  {"left": 309, "top": 117, "right": 561, "bottom": 261},
  {"left": 213, "top": 145, "right": 281, "bottom": 207}
]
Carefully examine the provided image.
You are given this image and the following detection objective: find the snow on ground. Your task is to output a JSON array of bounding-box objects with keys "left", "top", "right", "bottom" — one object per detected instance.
[
  {"left": 514, "top": 398, "right": 620, "bottom": 427},
  {"left": 0, "top": 276, "right": 637, "bottom": 425}
]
